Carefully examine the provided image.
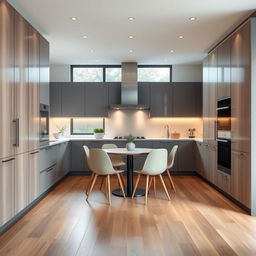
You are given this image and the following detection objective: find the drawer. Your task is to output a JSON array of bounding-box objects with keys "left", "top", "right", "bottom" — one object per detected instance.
[
  {"left": 39, "top": 163, "right": 57, "bottom": 195},
  {"left": 39, "top": 146, "right": 58, "bottom": 172}
]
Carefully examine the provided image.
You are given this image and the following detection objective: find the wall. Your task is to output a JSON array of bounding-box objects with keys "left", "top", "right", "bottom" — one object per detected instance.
[
  {"left": 50, "top": 64, "right": 202, "bottom": 82},
  {"left": 50, "top": 110, "right": 202, "bottom": 139}
]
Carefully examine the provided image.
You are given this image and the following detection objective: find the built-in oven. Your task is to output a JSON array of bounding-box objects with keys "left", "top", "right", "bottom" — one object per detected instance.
[
  {"left": 40, "top": 104, "right": 49, "bottom": 146},
  {"left": 217, "top": 98, "right": 231, "bottom": 175}
]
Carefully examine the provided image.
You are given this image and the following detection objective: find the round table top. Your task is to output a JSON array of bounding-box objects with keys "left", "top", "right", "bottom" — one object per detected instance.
[{"left": 103, "top": 148, "right": 152, "bottom": 156}]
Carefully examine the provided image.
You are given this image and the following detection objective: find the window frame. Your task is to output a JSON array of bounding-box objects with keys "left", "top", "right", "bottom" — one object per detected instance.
[
  {"left": 70, "top": 118, "right": 105, "bottom": 135},
  {"left": 137, "top": 65, "right": 172, "bottom": 82},
  {"left": 71, "top": 65, "right": 121, "bottom": 82}
]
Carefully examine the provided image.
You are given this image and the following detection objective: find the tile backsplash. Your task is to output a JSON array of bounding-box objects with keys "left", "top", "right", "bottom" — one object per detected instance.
[{"left": 50, "top": 110, "right": 202, "bottom": 139}]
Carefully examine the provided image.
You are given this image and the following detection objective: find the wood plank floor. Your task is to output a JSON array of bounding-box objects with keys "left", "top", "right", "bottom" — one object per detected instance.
[{"left": 1, "top": 175, "right": 256, "bottom": 256}]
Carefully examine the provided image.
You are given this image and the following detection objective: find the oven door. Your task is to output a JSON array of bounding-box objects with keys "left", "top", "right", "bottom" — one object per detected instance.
[{"left": 217, "top": 139, "right": 231, "bottom": 175}]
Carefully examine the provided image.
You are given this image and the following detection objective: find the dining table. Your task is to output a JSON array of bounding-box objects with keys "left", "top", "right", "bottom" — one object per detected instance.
[{"left": 103, "top": 148, "right": 152, "bottom": 197}]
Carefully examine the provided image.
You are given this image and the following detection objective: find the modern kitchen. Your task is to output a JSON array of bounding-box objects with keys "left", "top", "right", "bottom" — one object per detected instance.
[{"left": 1, "top": 0, "right": 256, "bottom": 255}]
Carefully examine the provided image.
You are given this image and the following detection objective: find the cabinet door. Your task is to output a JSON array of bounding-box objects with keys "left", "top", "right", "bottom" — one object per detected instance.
[
  {"left": 195, "top": 142, "right": 204, "bottom": 175},
  {"left": 62, "top": 83, "right": 84, "bottom": 117},
  {"left": 71, "top": 141, "right": 90, "bottom": 172},
  {"left": 108, "top": 83, "right": 121, "bottom": 105},
  {"left": 150, "top": 84, "right": 172, "bottom": 117},
  {"left": 177, "top": 141, "right": 195, "bottom": 173},
  {"left": 216, "top": 170, "right": 231, "bottom": 195},
  {"left": 14, "top": 11, "right": 29, "bottom": 155},
  {"left": 138, "top": 83, "right": 150, "bottom": 106},
  {"left": 202, "top": 57, "right": 209, "bottom": 143},
  {"left": 173, "top": 82, "right": 202, "bottom": 117},
  {"left": 0, "top": 1, "right": 15, "bottom": 159},
  {"left": 15, "top": 153, "right": 29, "bottom": 213},
  {"left": 208, "top": 51, "right": 218, "bottom": 146},
  {"left": 50, "top": 82, "right": 62, "bottom": 117},
  {"left": 28, "top": 150, "right": 39, "bottom": 204},
  {"left": 28, "top": 26, "right": 40, "bottom": 151},
  {"left": 208, "top": 144, "right": 217, "bottom": 184},
  {"left": 85, "top": 84, "right": 109, "bottom": 117},
  {"left": 231, "top": 22, "right": 251, "bottom": 153},
  {"left": 39, "top": 35, "right": 49, "bottom": 105},
  {"left": 217, "top": 38, "right": 231, "bottom": 100},
  {"left": 202, "top": 143, "right": 209, "bottom": 179},
  {"left": 0, "top": 157, "right": 15, "bottom": 226},
  {"left": 231, "top": 151, "right": 250, "bottom": 208}
]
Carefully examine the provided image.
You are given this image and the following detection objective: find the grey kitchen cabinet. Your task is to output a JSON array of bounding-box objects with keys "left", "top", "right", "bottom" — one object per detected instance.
[
  {"left": 50, "top": 83, "right": 62, "bottom": 117},
  {"left": 28, "top": 26, "right": 40, "bottom": 151},
  {"left": 138, "top": 83, "right": 150, "bottom": 106},
  {"left": 173, "top": 82, "right": 202, "bottom": 117},
  {"left": 28, "top": 150, "right": 39, "bottom": 204},
  {"left": 195, "top": 142, "right": 204, "bottom": 176},
  {"left": 39, "top": 162, "right": 56, "bottom": 195},
  {"left": 0, "top": 157, "right": 15, "bottom": 226},
  {"left": 39, "top": 146, "right": 58, "bottom": 172},
  {"left": 85, "top": 84, "right": 109, "bottom": 117},
  {"left": 108, "top": 83, "right": 121, "bottom": 105},
  {"left": 71, "top": 141, "right": 90, "bottom": 172},
  {"left": 133, "top": 141, "right": 153, "bottom": 170},
  {"left": 0, "top": 2, "right": 15, "bottom": 160},
  {"left": 56, "top": 141, "right": 71, "bottom": 180},
  {"left": 39, "top": 35, "right": 50, "bottom": 105},
  {"left": 150, "top": 83, "right": 172, "bottom": 117},
  {"left": 62, "top": 83, "right": 85, "bottom": 117},
  {"left": 177, "top": 141, "right": 195, "bottom": 173}
]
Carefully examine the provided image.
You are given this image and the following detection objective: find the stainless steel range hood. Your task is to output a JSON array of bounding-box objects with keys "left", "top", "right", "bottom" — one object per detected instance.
[{"left": 110, "top": 62, "right": 149, "bottom": 110}]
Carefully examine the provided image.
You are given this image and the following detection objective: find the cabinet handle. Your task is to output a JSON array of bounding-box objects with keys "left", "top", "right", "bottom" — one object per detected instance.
[
  {"left": 13, "top": 119, "right": 19, "bottom": 147},
  {"left": 30, "top": 151, "right": 39, "bottom": 155},
  {"left": 2, "top": 157, "right": 15, "bottom": 163}
]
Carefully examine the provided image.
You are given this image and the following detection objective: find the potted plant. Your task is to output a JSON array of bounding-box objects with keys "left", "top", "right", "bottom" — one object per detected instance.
[
  {"left": 93, "top": 128, "right": 105, "bottom": 139},
  {"left": 53, "top": 125, "right": 67, "bottom": 139},
  {"left": 124, "top": 134, "right": 136, "bottom": 151}
]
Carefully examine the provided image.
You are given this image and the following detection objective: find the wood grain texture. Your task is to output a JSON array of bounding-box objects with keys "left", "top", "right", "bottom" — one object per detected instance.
[{"left": 1, "top": 175, "right": 256, "bottom": 256}]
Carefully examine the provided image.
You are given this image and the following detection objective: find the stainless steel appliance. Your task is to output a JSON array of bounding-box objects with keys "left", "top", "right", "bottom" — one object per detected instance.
[
  {"left": 216, "top": 98, "right": 231, "bottom": 175},
  {"left": 40, "top": 104, "right": 49, "bottom": 146}
]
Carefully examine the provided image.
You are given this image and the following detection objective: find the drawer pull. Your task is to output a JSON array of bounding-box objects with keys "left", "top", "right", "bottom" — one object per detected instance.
[
  {"left": 2, "top": 158, "right": 15, "bottom": 163},
  {"left": 30, "top": 151, "right": 39, "bottom": 155}
]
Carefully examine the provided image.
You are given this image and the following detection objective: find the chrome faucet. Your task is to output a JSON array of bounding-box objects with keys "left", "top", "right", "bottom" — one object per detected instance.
[{"left": 164, "top": 124, "right": 170, "bottom": 138}]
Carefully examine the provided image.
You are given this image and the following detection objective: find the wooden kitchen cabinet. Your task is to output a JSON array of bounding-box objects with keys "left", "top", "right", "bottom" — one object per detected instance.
[
  {"left": 150, "top": 83, "right": 172, "bottom": 117},
  {"left": 85, "top": 83, "right": 109, "bottom": 117},
  {"left": 39, "top": 35, "right": 50, "bottom": 105},
  {"left": 217, "top": 38, "right": 231, "bottom": 100},
  {"left": 0, "top": 157, "right": 15, "bottom": 226},
  {"left": 202, "top": 57, "right": 209, "bottom": 143},
  {"left": 14, "top": 11, "right": 29, "bottom": 155},
  {"left": 28, "top": 26, "right": 40, "bottom": 151},
  {"left": 216, "top": 170, "right": 231, "bottom": 195},
  {"left": 28, "top": 150, "right": 39, "bottom": 204},
  {"left": 50, "top": 82, "right": 62, "bottom": 117},
  {"left": 231, "top": 21, "right": 251, "bottom": 154},
  {"left": 62, "top": 82, "right": 85, "bottom": 117},
  {"left": 173, "top": 82, "right": 202, "bottom": 117},
  {"left": 208, "top": 143, "right": 217, "bottom": 184},
  {"left": 0, "top": 1, "right": 15, "bottom": 159},
  {"left": 231, "top": 151, "right": 251, "bottom": 208}
]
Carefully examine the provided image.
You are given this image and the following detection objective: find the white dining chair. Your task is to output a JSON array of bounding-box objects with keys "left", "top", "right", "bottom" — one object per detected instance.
[
  {"left": 87, "top": 149, "right": 126, "bottom": 204},
  {"left": 132, "top": 149, "right": 169, "bottom": 205},
  {"left": 166, "top": 145, "right": 178, "bottom": 193},
  {"left": 102, "top": 144, "right": 125, "bottom": 168},
  {"left": 83, "top": 145, "right": 95, "bottom": 195}
]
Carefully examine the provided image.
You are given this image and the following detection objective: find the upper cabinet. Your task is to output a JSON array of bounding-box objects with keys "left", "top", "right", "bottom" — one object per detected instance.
[
  {"left": 217, "top": 38, "right": 231, "bottom": 100},
  {"left": 138, "top": 83, "right": 150, "bottom": 106},
  {"left": 231, "top": 21, "right": 251, "bottom": 153},
  {"left": 109, "top": 83, "right": 121, "bottom": 105},
  {"left": 39, "top": 35, "right": 50, "bottom": 105},
  {"left": 50, "top": 82, "right": 62, "bottom": 117}
]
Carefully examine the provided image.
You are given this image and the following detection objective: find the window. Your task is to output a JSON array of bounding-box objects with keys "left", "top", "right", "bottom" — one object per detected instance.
[
  {"left": 72, "top": 67, "right": 103, "bottom": 82},
  {"left": 71, "top": 65, "right": 121, "bottom": 82},
  {"left": 105, "top": 67, "right": 121, "bottom": 82},
  {"left": 71, "top": 118, "right": 104, "bottom": 135},
  {"left": 138, "top": 66, "right": 171, "bottom": 82}
]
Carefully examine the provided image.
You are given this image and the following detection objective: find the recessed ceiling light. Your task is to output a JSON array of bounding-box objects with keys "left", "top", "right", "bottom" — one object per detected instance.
[
  {"left": 83, "top": 35, "right": 88, "bottom": 39},
  {"left": 178, "top": 35, "right": 184, "bottom": 39},
  {"left": 128, "top": 17, "right": 135, "bottom": 21},
  {"left": 170, "top": 50, "right": 174, "bottom": 53},
  {"left": 90, "top": 49, "right": 94, "bottom": 53},
  {"left": 128, "top": 35, "right": 134, "bottom": 39},
  {"left": 129, "top": 50, "right": 133, "bottom": 53},
  {"left": 71, "top": 17, "right": 77, "bottom": 21},
  {"left": 189, "top": 17, "right": 197, "bottom": 21}
]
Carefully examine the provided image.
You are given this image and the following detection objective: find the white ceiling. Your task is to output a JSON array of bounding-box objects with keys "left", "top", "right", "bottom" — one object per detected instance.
[{"left": 8, "top": 0, "right": 255, "bottom": 65}]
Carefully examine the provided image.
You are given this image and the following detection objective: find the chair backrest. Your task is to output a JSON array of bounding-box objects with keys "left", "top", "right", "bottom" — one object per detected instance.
[
  {"left": 89, "top": 149, "right": 116, "bottom": 175},
  {"left": 83, "top": 145, "right": 90, "bottom": 168},
  {"left": 102, "top": 144, "right": 118, "bottom": 149},
  {"left": 168, "top": 145, "right": 178, "bottom": 169},
  {"left": 142, "top": 149, "right": 167, "bottom": 175}
]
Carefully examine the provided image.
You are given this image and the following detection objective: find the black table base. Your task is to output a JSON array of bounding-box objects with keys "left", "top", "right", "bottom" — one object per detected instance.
[{"left": 112, "top": 188, "right": 145, "bottom": 197}]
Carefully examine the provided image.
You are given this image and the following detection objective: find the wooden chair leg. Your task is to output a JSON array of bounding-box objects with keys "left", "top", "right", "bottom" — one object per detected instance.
[
  {"left": 87, "top": 174, "right": 98, "bottom": 199},
  {"left": 159, "top": 174, "right": 171, "bottom": 201},
  {"left": 100, "top": 176, "right": 105, "bottom": 191},
  {"left": 120, "top": 174, "right": 126, "bottom": 188},
  {"left": 145, "top": 175, "right": 149, "bottom": 205},
  {"left": 153, "top": 176, "right": 157, "bottom": 197},
  {"left": 117, "top": 173, "right": 126, "bottom": 197},
  {"left": 167, "top": 169, "right": 176, "bottom": 193},
  {"left": 149, "top": 177, "right": 153, "bottom": 190},
  {"left": 132, "top": 174, "right": 141, "bottom": 198},
  {"left": 107, "top": 175, "right": 111, "bottom": 205},
  {"left": 86, "top": 173, "right": 95, "bottom": 195}
]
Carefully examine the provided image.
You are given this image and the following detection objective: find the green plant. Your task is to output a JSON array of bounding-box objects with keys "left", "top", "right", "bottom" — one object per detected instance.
[
  {"left": 57, "top": 125, "right": 67, "bottom": 134},
  {"left": 93, "top": 128, "right": 104, "bottom": 133},
  {"left": 124, "top": 134, "right": 135, "bottom": 143}
]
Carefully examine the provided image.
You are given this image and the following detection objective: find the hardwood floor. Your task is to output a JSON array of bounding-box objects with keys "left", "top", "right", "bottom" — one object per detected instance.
[{"left": 1, "top": 175, "right": 256, "bottom": 256}]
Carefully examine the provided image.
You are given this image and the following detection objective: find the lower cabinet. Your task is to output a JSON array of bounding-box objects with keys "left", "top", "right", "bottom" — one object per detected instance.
[
  {"left": 28, "top": 150, "right": 39, "bottom": 204},
  {"left": 216, "top": 170, "right": 231, "bottom": 195}
]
